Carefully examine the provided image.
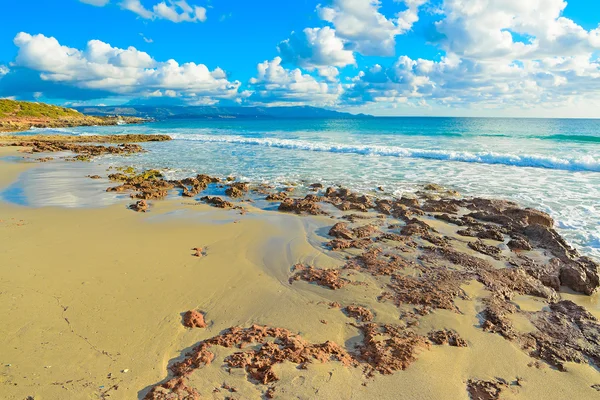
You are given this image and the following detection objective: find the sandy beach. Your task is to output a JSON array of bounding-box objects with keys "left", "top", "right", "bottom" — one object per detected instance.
[
  {"left": 1, "top": 142, "right": 599, "bottom": 400},
  {"left": 3, "top": 0, "right": 600, "bottom": 396}
]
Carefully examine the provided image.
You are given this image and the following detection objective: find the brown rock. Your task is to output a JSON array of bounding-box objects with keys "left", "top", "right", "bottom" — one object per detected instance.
[
  {"left": 265, "top": 192, "right": 287, "bottom": 201},
  {"left": 289, "top": 264, "right": 349, "bottom": 290},
  {"left": 466, "top": 379, "right": 508, "bottom": 400},
  {"left": 428, "top": 329, "right": 468, "bottom": 347},
  {"left": 278, "top": 195, "right": 323, "bottom": 215},
  {"left": 129, "top": 199, "right": 148, "bottom": 212},
  {"left": 225, "top": 182, "right": 249, "bottom": 198},
  {"left": 344, "top": 305, "right": 374, "bottom": 322},
  {"left": 355, "top": 323, "right": 430, "bottom": 376},
  {"left": 508, "top": 236, "right": 533, "bottom": 251},
  {"left": 468, "top": 240, "right": 502, "bottom": 260},
  {"left": 183, "top": 310, "right": 207, "bottom": 328},
  {"left": 329, "top": 222, "right": 354, "bottom": 240},
  {"left": 201, "top": 196, "right": 234, "bottom": 208},
  {"left": 558, "top": 257, "right": 600, "bottom": 295}
]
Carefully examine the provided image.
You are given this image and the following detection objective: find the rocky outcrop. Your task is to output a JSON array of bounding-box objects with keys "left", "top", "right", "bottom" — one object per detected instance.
[
  {"left": 129, "top": 200, "right": 148, "bottom": 212},
  {"left": 355, "top": 323, "right": 430, "bottom": 376},
  {"left": 225, "top": 182, "right": 249, "bottom": 198},
  {"left": 200, "top": 196, "right": 234, "bottom": 209},
  {"left": 289, "top": 264, "right": 349, "bottom": 290},
  {"left": 428, "top": 330, "right": 468, "bottom": 347},
  {"left": 278, "top": 195, "right": 323, "bottom": 215},
  {"left": 344, "top": 305, "right": 374, "bottom": 322}
]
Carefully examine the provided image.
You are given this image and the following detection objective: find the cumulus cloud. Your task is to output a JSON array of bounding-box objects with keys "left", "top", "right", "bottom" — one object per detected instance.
[
  {"left": 248, "top": 57, "right": 342, "bottom": 105},
  {"left": 152, "top": 0, "right": 207, "bottom": 22},
  {"left": 317, "top": 0, "right": 428, "bottom": 56},
  {"left": 435, "top": 0, "right": 600, "bottom": 60},
  {"left": 338, "top": 0, "right": 600, "bottom": 112},
  {"left": 80, "top": 0, "right": 207, "bottom": 22},
  {"left": 318, "top": 66, "right": 340, "bottom": 82},
  {"left": 0, "top": 65, "right": 9, "bottom": 77},
  {"left": 278, "top": 27, "right": 355, "bottom": 70},
  {"left": 12, "top": 32, "right": 239, "bottom": 103},
  {"left": 343, "top": 53, "right": 600, "bottom": 109}
]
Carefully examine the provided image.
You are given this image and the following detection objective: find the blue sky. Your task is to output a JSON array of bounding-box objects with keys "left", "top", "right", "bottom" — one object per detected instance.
[{"left": 1, "top": 0, "right": 600, "bottom": 117}]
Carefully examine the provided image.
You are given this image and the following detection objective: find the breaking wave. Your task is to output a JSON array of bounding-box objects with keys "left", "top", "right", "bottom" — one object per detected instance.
[{"left": 171, "top": 133, "right": 600, "bottom": 173}]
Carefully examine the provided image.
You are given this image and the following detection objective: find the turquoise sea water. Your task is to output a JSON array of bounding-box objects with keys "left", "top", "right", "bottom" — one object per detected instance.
[{"left": 12, "top": 117, "right": 600, "bottom": 258}]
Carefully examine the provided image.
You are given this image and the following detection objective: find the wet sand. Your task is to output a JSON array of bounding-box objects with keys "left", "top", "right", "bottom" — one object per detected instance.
[{"left": 1, "top": 148, "right": 599, "bottom": 400}]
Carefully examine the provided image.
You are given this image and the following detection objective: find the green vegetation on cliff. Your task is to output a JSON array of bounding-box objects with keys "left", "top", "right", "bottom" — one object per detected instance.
[
  {"left": 0, "top": 99, "right": 145, "bottom": 132},
  {"left": 0, "top": 99, "right": 82, "bottom": 119}
]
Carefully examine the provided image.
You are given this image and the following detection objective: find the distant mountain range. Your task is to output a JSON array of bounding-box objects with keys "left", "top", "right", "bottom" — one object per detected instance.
[{"left": 73, "top": 105, "right": 372, "bottom": 120}]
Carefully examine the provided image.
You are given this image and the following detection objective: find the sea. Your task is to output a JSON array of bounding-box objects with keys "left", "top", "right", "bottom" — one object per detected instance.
[{"left": 7, "top": 116, "right": 600, "bottom": 259}]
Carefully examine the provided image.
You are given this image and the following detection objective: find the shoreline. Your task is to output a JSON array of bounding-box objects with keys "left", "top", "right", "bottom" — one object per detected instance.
[
  {"left": 0, "top": 99, "right": 149, "bottom": 133},
  {"left": 1, "top": 144, "right": 599, "bottom": 399}
]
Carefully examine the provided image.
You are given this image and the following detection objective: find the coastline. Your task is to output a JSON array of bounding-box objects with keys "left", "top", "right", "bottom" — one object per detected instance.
[
  {"left": 1, "top": 143, "right": 599, "bottom": 400},
  {"left": 0, "top": 99, "right": 148, "bottom": 133}
]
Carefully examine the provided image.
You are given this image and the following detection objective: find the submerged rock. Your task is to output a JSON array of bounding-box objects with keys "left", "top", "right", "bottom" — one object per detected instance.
[{"left": 200, "top": 196, "right": 233, "bottom": 209}]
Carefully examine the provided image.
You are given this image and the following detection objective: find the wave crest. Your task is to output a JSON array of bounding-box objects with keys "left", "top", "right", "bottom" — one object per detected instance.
[{"left": 170, "top": 134, "right": 600, "bottom": 173}]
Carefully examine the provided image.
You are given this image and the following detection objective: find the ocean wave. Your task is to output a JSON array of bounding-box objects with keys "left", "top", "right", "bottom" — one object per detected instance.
[
  {"left": 170, "top": 133, "right": 600, "bottom": 172},
  {"left": 27, "top": 127, "right": 82, "bottom": 135},
  {"left": 536, "top": 134, "right": 600, "bottom": 143}
]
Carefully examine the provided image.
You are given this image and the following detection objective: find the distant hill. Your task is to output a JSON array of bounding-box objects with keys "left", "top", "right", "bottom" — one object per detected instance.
[
  {"left": 0, "top": 99, "right": 143, "bottom": 132},
  {"left": 73, "top": 105, "right": 372, "bottom": 120}
]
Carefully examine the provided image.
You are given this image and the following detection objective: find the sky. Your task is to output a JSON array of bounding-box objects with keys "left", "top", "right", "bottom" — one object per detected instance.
[{"left": 1, "top": 0, "right": 600, "bottom": 117}]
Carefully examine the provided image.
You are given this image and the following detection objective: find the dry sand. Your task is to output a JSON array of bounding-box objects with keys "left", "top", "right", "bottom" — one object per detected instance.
[{"left": 0, "top": 149, "right": 599, "bottom": 400}]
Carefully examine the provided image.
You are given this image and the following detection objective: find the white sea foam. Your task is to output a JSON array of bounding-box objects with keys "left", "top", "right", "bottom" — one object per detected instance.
[{"left": 170, "top": 134, "right": 600, "bottom": 173}]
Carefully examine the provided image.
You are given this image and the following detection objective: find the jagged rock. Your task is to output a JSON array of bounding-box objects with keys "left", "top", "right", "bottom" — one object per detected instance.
[
  {"left": 523, "top": 224, "right": 578, "bottom": 260},
  {"left": 200, "top": 196, "right": 234, "bottom": 208},
  {"left": 329, "top": 222, "right": 354, "bottom": 240},
  {"left": 289, "top": 264, "right": 349, "bottom": 290},
  {"left": 381, "top": 270, "right": 469, "bottom": 312},
  {"left": 144, "top": 377, "right": 200, "bottom": 400},
  {"left": 558, "top": 257, "right": 600, "bottom": 295},
  {"left": 466, "top": 378, "right": 509, "bottom": 400},
  {"left": 183, "top": 310, "right": 207, "bottom": 328},
  {"left": 508, "top": 236, "right": 533, "bottom": 251},
  {"left": 468, "top": 240, "right": 502, "bottom": 259},
  {"left": 226, "top": 182, "right": 249, "bottom": 198},
  {"left": 428, "top": 329, "right": 468, "bottom": 347},
  {"left": 344, "top": 305, "right": 374, "bottom": 322},
  {"left": 355, "top": 323, "right": 430, "bottom": 376},
  {"left": 129, "top": 200, "right": 148, "bottom": 212},
  {"left": 278, "top": 195, "right": 323, "bottom": 215},
  {"left": 265, "top": 192, "right": 287, "bottom": 201}
]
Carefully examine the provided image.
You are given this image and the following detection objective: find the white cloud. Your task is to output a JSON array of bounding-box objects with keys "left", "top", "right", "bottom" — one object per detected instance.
[
  {"left": 84, "top": 0, "right": 207, "bottom": 22},
  {"left": 121, "top": 0, "right": 154, "bottom": 19},
  {"left": 343, "top": 53, "right": 600, "bottom": 110},
  {"left": 79, "top": 0, "right": 110, "bottom": 6},
  {"left": 152, "top": 1, "right": 207, "bottom": 22},
  {"left": 318, "top": 66, "right": 340, "bottom": 82},
  {"left": 278, "top": 27, "right": 355, "bottom": 69},
  {"left": 140, "top": 33, "right": 154, "bottom": 43},
  {"left": 435, "top": 0, "right": 600, "bottom": 60},
  {"left": 338, "top": 0, "right": 600, "bottom": 114},
  {"left": 248, "top": 57, "right": 342, "bottom": 105},
  {"left": 0, "top": 65, "right": 9, "bottom": 77},
  {"left": 12, "top": 32, "right": 239, "bottom": 103},
  {"left": 317, "top": 0, "right": 428, "bottom": 56}
]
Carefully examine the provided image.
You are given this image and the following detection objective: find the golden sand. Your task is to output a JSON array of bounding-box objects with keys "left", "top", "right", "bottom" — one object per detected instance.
[{"left": 0, "top": 151, "right": 599, "bottom": 400}]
